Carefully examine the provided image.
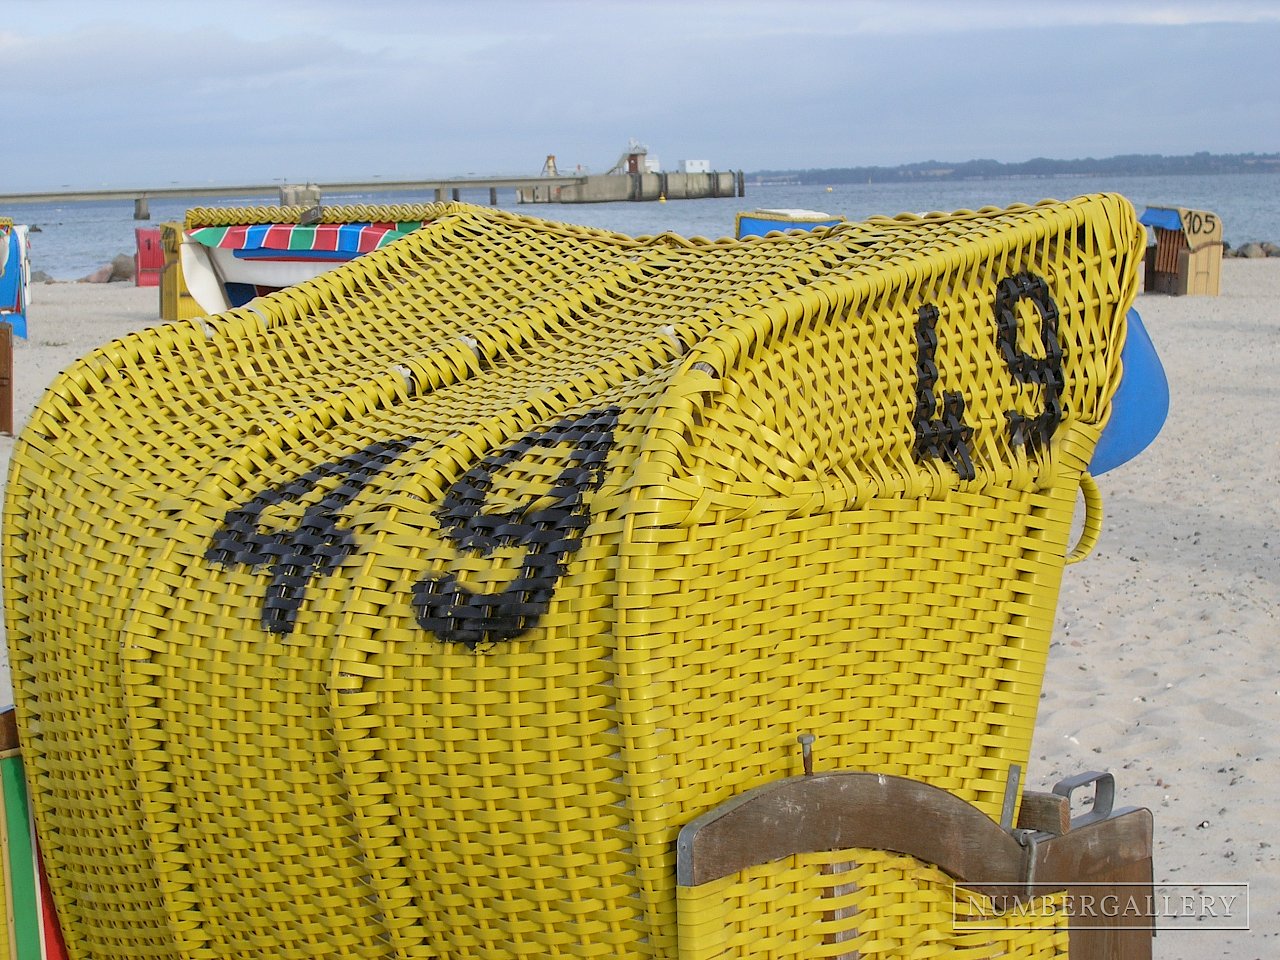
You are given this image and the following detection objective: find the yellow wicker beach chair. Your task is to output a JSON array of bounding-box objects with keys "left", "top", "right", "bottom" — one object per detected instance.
[
  {"left": 3, "top": 196, "right": 1151, "bottom": 960},
  {"left": 167, "top": 203, "right": 444, "bottom": 318}
]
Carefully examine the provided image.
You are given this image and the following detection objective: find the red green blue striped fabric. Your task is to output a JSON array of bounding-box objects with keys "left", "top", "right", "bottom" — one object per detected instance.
[{"left": 186, "top": 222, "right": 425, "bottom": 254}]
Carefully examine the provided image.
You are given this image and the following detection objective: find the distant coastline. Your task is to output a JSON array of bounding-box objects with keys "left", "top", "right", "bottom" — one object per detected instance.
[{"left": 751, "top": 151, "right": 1280, "bottom": 186}]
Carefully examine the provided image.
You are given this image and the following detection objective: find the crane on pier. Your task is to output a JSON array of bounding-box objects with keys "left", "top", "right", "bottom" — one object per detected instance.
[{"left": 606, "top": 139, "right": 653, "bottom": 175}]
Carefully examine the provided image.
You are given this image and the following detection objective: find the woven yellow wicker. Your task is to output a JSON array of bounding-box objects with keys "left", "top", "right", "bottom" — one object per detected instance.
[
  {"left": 183, "top": 202, "right": 446, "bottom": 228},
  {"left": 677, "top": 850, "right": 1070, "bottom": 960},
  {"left": 3, "top": 196, "right": 1143, "bottom": 960}
]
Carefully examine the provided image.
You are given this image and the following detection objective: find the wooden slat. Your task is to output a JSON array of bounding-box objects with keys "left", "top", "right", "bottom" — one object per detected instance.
[
  {"left": 676, "top": 771, "right": 1027, "bottom": 887},
  {"left": 0, "top": 707, "right": 18, "bottom": 753},
  {"left": 1016, "top": 790, "right": 1071, "bottom": 835}
]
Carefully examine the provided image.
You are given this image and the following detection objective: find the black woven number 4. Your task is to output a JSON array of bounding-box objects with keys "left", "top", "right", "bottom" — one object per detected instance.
[
  {"left": 205, "top": 436, "right": 426, "bottom": 635},
  {"left": 413, "top": 407, "right": 619, "bottom": 649},
  {"left": 913, "top": 303, "right": 976, "bottom": 481}
]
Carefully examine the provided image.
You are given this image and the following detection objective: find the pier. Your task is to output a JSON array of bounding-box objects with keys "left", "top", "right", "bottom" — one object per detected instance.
[
  {"left": 0, "top": 171, "right": 745, "bottom": 218},
  {"left": 521, "top": 171, "right": 744, "bottom": 204}
]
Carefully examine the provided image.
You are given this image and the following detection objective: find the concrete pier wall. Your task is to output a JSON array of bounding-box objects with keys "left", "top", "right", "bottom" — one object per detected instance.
[
  {"left": 519, "top": 171, "right": 740, "bottom": 204},
  {"left": 0, "top": 172, "right": 744, "bottom": 217}
]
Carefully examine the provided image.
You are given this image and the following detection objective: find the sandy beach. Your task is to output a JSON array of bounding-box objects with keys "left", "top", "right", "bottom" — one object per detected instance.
[{"left": 0, "top": 265, "right": 1276, "bottom": 957}]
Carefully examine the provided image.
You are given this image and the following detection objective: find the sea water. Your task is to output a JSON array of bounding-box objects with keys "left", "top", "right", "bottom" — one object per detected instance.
[{"left": 6, "top": 172, "right": 1279, "bottom": 280}]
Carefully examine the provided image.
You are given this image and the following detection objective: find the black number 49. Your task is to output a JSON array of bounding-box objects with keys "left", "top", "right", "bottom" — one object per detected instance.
[
  {"left": 912, "top": 271, "right": 1065, "bottom": 479},
  {"left": 206, "top": 408, "right": 619, "bottom": 648}
]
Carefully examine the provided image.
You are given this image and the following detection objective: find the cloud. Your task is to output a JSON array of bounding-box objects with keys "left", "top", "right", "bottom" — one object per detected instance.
[{"left": 1, "top": 1, "right": 1277, "bottom": 190}]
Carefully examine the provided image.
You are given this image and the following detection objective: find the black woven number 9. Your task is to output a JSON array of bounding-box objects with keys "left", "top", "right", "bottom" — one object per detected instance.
[
  {"left": 994, "top": 272, "right": 1064, "bottom": 452},
  {"left": 413, "top": 407, "right": 620, "bottom": 648}
]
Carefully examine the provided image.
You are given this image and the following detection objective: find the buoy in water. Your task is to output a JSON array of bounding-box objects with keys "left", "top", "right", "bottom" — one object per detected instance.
[{"left": 659, "top": 195, "right": 667, "bottom": 203}]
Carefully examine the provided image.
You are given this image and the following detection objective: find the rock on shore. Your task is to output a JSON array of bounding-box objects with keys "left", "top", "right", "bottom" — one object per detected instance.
[
  {"left": 1224, "top": 241, "right": 1280, "bottom": 258},
  {"left": 77, "top": 252, "right": 136, "bottom": 282}
]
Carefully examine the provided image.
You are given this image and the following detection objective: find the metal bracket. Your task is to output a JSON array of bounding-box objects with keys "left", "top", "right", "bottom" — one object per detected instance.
[
  {"left": 1000, "top": 763, "right": 1021, "bottom": 830},
  {"left": 1013, "top": 827, "right": 1045, "bottom": 890},
  {"left": 1052, "top": 770, "right": 1115, "bottom": 828}
]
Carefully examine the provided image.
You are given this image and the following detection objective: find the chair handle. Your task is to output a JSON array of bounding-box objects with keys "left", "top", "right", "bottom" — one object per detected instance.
[{"left": 1066, "top": 473, "right": 1103, "bottom": 565}]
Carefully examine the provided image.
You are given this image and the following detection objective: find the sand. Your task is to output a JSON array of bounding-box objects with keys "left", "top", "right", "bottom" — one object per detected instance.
[{"left": 0, "top": 266, "right": 1277, "bottom": 957}]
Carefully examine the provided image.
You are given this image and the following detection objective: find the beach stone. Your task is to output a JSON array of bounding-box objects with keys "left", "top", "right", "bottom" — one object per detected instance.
[
  {"left": 79, "top": 265, "right": 113, "bottom": 283},
  {"left": 31, "top": 270, "right": 54, "bottom": 283},
  {"left": 1261, "top": 242, "right": 1280, "bottom": 257},
  {"left": 109, "top": 253, "right": 135, "bottom": 282},
  {"left": 1236, "top": 242, "right": 1267, "bottom": 259}
]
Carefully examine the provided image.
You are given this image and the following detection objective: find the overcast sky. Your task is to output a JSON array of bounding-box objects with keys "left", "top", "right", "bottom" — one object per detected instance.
[{"left": 3, "top": 0, "right": 1279, "bottom": 191}]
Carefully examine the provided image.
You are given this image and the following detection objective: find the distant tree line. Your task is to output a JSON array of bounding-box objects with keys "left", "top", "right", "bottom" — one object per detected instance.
[{"left": 751, "top": 152, "right": 1280, "bottom": 185}]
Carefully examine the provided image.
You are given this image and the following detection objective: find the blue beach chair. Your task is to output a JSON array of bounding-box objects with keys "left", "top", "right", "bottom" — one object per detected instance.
[{"left": 0, "top": 223, "right": 31, "bottom": 339}]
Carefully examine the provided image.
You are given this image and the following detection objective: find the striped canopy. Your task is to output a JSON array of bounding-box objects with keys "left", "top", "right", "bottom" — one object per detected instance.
[{"left": 186, "top": 221, "right": 425, "bottom": 256}]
